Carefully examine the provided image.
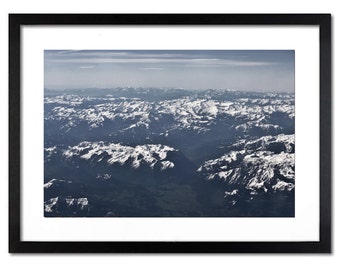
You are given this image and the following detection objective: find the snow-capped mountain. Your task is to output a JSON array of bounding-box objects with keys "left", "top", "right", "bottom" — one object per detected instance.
[
  {"left": 63, "top": 142, "right": 177, "bottom": 170},
  {"left": 197, "top": 134, "right": 294, "bottom": 205},
  {"left": 44, "top": 88, "right": 294, "bottom": 142}
]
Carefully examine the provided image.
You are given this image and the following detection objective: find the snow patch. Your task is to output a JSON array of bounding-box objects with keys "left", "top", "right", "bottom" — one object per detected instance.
[
  {"left": 44, "top": 197, "right": 59, "bottom": 212},
  {"left": 272, "top": 180, "right": 295, "bottom": 191}
]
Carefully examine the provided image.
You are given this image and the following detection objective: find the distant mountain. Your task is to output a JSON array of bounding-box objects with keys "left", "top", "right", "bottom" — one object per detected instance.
[
  {"left": 45, "top": 87, "right": 294, "bottom": 100},
  {"left": 44, "top": 88, "right": 294, "bottom": 153}
]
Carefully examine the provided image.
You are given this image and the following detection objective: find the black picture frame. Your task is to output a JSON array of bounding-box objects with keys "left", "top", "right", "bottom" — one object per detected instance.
[{"left": 9, "top": 13, "right": 331, "bottom": 253}]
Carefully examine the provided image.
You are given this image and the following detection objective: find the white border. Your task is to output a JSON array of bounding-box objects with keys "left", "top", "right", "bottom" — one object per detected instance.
[{"left": 22, "top": 25, "right": 319, "bottom": 241}]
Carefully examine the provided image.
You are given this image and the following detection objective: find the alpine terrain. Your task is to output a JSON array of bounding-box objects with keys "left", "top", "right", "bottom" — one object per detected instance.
[{"left": 44, "top": 87, "right": 295, "bottom": 217}]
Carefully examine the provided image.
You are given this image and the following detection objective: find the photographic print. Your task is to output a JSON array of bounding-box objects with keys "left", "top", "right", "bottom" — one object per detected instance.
[
  {"left": 10, "top": 13, "right": 331, "bottom": 253},
  {"left": 44, "top": 50, "right": 295, "bottom": 217}
]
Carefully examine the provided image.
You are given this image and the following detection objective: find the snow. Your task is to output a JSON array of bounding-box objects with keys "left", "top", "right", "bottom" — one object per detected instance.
[
  {"left": 44, "top": 95, "right": 88, "bottom": 106},
  {"left": 247, "top": 180, "right": 265, "bottom": 190},
  {"left": 44, "top": 179, "right": 58, "bottom": 189},
  {"left": 45, "top": 91, "right": 294, "bottom": 136},
  {"left": 224, "top": 189, "right": 238, "bottom": 197},
  {"left": 44, "top": 196, "right": 89, "bottom": 213},
  {"left": 63, "top": 142, "right": 177, "bottom": 171},
  {"left": 160, "top": 160, "right": 175, "bottom": 171},
  {"left": 244, "top": 134, "right": 294, "bottom": 153},
  {"left": 76, "top": 198, "right": 89, "bottom": 210},
  {"left": 272, "top": 180, "right": 295, "bottom": 191},
  {"left": 45, "top": 146, "right": 56, "bottom": 152},
  {"left": 198, "top": 134, "right": 295, "bottom": 192},
  {"left": 44, "top": 197, "right": 59, "bottom": 212},
  {"left": 43, "top": 179, "right": 69, "bottom": 189},
  {"left": 201, "top": 100, "right": 218, "bottom": 116},
  {"left": 65, "top": 198, "right": 75, "bottom": 207},
  {"left": 218, "top": 170, "right": 233, "bottom": 180}
]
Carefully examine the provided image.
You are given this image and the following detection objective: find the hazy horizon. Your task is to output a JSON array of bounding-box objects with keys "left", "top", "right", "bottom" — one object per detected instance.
[{"left": 44, "top": 50, "right": 295, "bottom": 92}]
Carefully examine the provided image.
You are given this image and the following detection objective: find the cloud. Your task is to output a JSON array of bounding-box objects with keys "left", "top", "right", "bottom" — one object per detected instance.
[
  {"left": 140, "top": 67, "right": 165, "bottom": 70},
  {"left": 79, "top": 66, "right": 96, "bottom": 69},
  {"left": 46, "top": 50, "right": 211, "bottom": 59},
  {"left": 45, "top": 51, "right": 280, "bottom": 69},
  {"left": 47, "top": 51, "right": 130, "bottom": 57},
  {"left": 48, "top": 57, "right": 274, "bottom": 67}
]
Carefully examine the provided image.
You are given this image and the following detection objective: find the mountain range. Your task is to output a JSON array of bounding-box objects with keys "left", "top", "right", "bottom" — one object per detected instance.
[{"left": 44, "top": 87, "right": 295, "bottom": 217}]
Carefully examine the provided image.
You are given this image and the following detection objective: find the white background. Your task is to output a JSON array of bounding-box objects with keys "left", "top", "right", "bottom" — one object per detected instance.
[
  {"left": 22, "top": 26, "right": 319, "bottom": 242},
  {"left": 0, "top": 0, "right": 338, "bottom": 268}
]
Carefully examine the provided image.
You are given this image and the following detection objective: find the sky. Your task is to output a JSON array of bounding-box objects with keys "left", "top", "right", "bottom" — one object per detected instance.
[{"left": 44, "top": 50, "right": 295, "bottom": 92}]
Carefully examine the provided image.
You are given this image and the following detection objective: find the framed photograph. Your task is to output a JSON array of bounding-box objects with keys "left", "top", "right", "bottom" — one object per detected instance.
[{"left": 9, "top": 14, "right": 331, "bottom": 253}]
